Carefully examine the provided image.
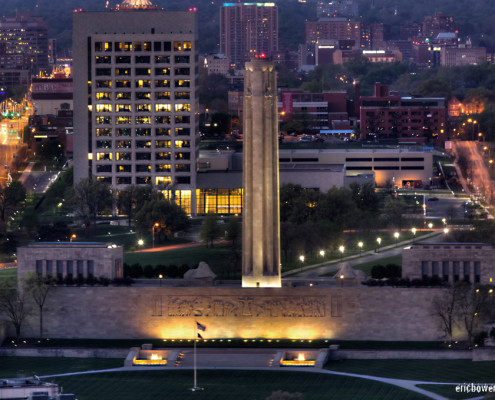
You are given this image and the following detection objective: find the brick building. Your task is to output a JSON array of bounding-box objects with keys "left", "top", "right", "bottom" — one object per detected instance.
[{"left": 359, "top": 83, "right": 447, "bottom": 143}]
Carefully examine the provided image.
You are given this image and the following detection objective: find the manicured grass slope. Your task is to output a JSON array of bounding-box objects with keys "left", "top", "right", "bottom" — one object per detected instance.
[
  {"left": 417, "top": 385, "right": 476, "bottom": 400},
  {"left": 326, "top": 359, "right": 495, "bottom": 383},
  {"left": 0, "top": 357, "right": 122, "bottom": 378},
  {"left": 0, "top": 267, "right": 17, "bottom": 286},
  {"left": 52, "top": 370, "right": 429, "bottom": 400}
]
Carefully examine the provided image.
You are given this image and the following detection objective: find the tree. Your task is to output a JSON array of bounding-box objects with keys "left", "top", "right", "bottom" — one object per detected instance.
[
  {"left": 383, "top": 195, "right": 407, "bottom": 230},
  {"left": 38, "top": 167, "right": 73, "bottom": 213},
  {"left": 412, "top": 78, "right": 452, "bottom": 99},
  {"left": 22, "top": 272, "right": 55, "bottom": 339},
  {"left": 432, "top": 283, "right": 463, "bottom": 343},
  {"left": 37, "top": 222, "right": 71, "bottom": 242},
  {"left": 134, "top": 199, "right": 190, "bottom": 241},
  {"left": 65, "top": 177, "right": 112, "bottom": 236},
  {"left": 117, "top": 185, "right": 153, "bottom": 227},
  {"left": 225, "top": 216, "right": 241, "bottom": 247},
  {"left": 0, "top": 281, "right": 27, "bottom": 341},
  {"left": 432, "top": 282, "right": 495, "bottom": 346},
  {"left": 456, "top": 283, "right": 494, "bottom": 347},
  {"left": 36, "top": 140, "right": 64, "bottom": 167},
  {"left": 317, "top": 187, "right": 358, "bottom": 230},
  {"left": 0, "top": 181, "right": 26, "bottom": 228},
  {"left": 350, "top": 182, "right": 379, "bottom": 215},
  {"left": 199, "top": 214, "right": 221, "bottom": 247}
]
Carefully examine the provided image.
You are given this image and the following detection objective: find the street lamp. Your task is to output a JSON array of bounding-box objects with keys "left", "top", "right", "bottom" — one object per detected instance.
[
  {"left": 70, "top": 234, "right": 76, "bottom": 242},
  {"left": 138, "top": 239, "right": 144, "bottom": 246},
  {"left": 152, "top": 222, "right": 159, "bottom": 248},
  {"left": 428, "top": 222, "right": 433, "bottom": 231},
  {"left": 339, "top": 245, "right": 345, "bottom": 260},
  {"left": 376, "top": 237, "right": 381, "bottom": 252},
  {"left": 411, "top": 227, "right": 416, "bottom": 236},
  {"left": 299, "top": 255, "right": 305, "bottom": 272},
  {"left": 443, "top": 228, "right": 449, "bottom": 234},
  {"left": 442, "top": 218, "right": 446, "bottom": 226},
  {"left": 394, "top": 232, "right": 399, "bottom": 247},
  {"left": 319, "top": 250, "right": 325, "bottom": 258},
  {"left": 158, "top": 274, "right": 163, "bottom": 287},
  {"left": 358, "top": 241, "right": 363, "bottom": 256},
  {"left": 339, "top": 274, "right": 344, "bottom": 287}
]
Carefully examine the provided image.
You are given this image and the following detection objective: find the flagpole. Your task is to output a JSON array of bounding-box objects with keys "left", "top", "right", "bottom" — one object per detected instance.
[
  {"left": 193, "top": 320, "right": 197, "bottom": 390},
  {"left": 191, "top": 314, "right": 204, "bottom": 391}
]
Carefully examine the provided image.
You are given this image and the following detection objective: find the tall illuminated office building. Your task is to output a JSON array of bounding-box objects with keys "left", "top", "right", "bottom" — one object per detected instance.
[
  {"left": 73, "top": 0, "right": 198, "bottom": 213},
  {"left": 220, "top": 2, "right": 278, "bottom": 69}
]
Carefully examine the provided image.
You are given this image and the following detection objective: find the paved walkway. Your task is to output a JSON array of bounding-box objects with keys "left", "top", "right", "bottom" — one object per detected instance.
[
  {"left": 18, "top": 161, "right": 35, "bottom": 184},
  {"left": 283, "top": 230, "right": 443, "bottom": 278},
  {"left": 39, "top": 362, "right": 489, "bottom": 400}
]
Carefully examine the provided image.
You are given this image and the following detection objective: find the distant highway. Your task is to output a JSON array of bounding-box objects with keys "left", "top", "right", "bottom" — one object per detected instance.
[
  {"left": 0, "top": 116, "right": 24, "bottom": 185},
  {"left": 452, "top": 140, "right": 493, "bottom": 201}
]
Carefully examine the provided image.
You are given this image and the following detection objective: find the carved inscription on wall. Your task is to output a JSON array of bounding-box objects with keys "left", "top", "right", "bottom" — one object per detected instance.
[{"left": 162, "top": 296, "right": 326, "bottom": 318}]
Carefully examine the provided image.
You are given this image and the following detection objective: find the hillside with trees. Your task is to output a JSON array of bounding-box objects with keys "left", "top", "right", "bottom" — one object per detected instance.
[{"left": 2, "top": 0, "right": 495, "bottom": 53}]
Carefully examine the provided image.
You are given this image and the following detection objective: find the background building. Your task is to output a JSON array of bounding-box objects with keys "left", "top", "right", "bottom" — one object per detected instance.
[
  {"left": 31, "top": 73, "right": 73, "bottom": 115},
  {"left": 72, "top": 3, "right": 198, "bottom": 213},
  {"left": 402, "top": 243, "right": 495, "bottom": 284},
  {"left": 220, "top": 3, "right": 278, "bottom": 69},
  {"left": 359, "top": 83, "right": 447, "bottom": 143},
  {"left": 0, "top": 11, "right": 49, "bottom": 75},
  {"left": 17, "top": 242, "right": 124, "bottom": 283}
]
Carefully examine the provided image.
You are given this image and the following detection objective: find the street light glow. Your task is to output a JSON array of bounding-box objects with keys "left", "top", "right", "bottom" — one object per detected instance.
[{"left": 411, "top": 227, "right": 416, "bottom": 235}]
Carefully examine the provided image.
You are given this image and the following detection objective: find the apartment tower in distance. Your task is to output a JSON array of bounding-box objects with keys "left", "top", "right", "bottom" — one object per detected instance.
[
  {"left": 220, "top": 3, "right": 278, "bottom": 69},
  {"left": 73, "top": 0, "right": 198, "bottom": 213}
]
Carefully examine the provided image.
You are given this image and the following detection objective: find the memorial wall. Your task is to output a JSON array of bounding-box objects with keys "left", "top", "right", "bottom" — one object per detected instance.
[{"left": 19, "top": 286, "right": 460, "bottom": 341}]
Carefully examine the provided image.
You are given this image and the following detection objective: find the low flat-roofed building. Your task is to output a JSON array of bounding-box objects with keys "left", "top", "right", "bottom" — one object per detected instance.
[
  {"left": 17, "top": 242, "right": 123, "bottom": 284},
  {"left": 0, "top": 379, "right": 59, "bottom": 400},
  {"left": 402, "top": 242, "right": 495, "bottom": 284},
  {"left": 280, "top": 148, "right": 432, "bottom": 188}
]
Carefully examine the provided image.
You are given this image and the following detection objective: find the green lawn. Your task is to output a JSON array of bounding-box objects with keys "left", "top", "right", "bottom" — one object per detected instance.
[
  {"left": 350, "top": 255, "right": 402, "bottom": 276},
  {"left": 0, "top": 357, "right": 122, "bottom": 378},
  {"left": 124, "top": 244, "right": 240, "bottom": 278},
  {"left": 416, "top": 385, "right": 478, "bottom": 400},
  {"left": 50, "top": 370, "right": 430, "bottom": 400},
  {"left": 70, "top": 223, "right": 191, "bottom": 252},
  {"left": 0, "top": 267, "right": 17, "bottom": 286},
  {"left": 326, "top": 359, "right": 495, "bottom": 383}
]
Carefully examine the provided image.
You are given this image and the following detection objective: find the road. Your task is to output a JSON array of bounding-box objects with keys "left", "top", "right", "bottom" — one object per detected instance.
[
  {"left": 452, "top": 140, "right": 493, "bottom": 200},
  {"left": 0, "top": 116, "right": 24, "bottom": 184},
  {"left": 424, "top": 196, "right": 468, "bottom": 220}
]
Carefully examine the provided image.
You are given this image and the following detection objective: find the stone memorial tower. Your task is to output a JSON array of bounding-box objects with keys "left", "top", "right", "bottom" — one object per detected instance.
[{"left": 242, "top": 57, "right": 281, "bottom": 288}]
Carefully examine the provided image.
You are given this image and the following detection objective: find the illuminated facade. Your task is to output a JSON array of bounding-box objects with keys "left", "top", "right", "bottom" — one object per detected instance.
[
  {"left": 220, "top": 3, "right": 278, "bottom": 69},
  {"left": 73, "top": 4, "right": 198, "bottom": 209},
  {"left": 242, "top": 58, "right": 281, "bottom": 288}
]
